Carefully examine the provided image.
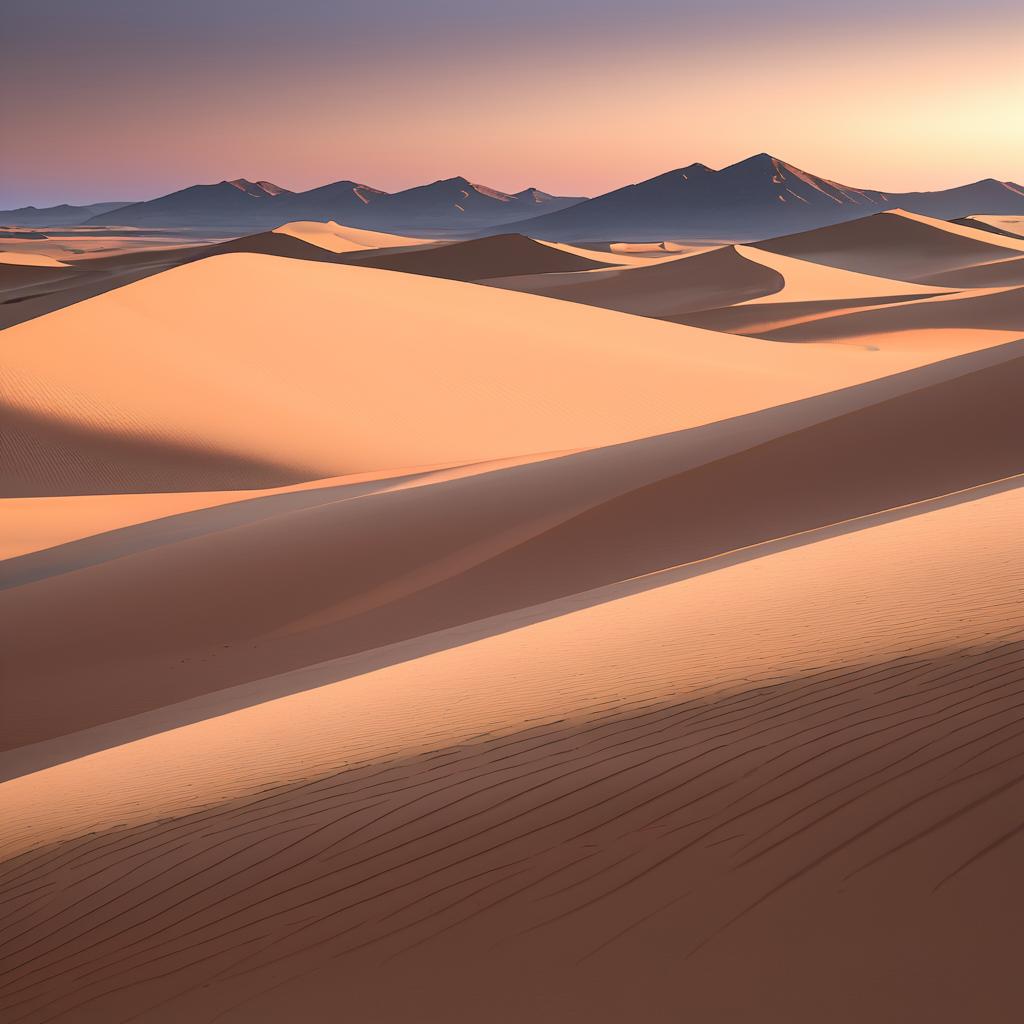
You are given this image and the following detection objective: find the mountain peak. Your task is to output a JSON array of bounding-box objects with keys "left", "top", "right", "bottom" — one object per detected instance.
[{"left": 224, "top": 178, "right": 288, "bottom": 198}]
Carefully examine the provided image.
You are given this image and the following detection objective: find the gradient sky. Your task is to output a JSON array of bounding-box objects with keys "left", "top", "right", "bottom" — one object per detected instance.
[{"left": 2, "top": 0, "right": 1022, "bottom": 207}]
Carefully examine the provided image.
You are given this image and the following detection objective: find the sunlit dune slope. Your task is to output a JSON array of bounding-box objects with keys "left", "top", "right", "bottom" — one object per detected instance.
[
  {"left": 757, "top": 209, "right": 1024, "bottom": 281},
  {"left": 958, "top": 214, "right": 1024, "bottom": 240},
  {"left": 3, "top": 339, "right": 1020, "bottom": 753},
  {"left": 272, "top": 220, "right": 436, "bottom": 252},
  {"left": 2, "top": 252, "right": 952, "bottom": 498},
  {"left": 1, "top": 481, "right": 1021, "bottom": 1022},
  {"left": 489, "top": 244, "right": 786, "bottom": 315},
  {"left": 488, "top": 239, "right": 949, "bottom": 322},
  {"left": 759, "top": 285, "right": 1024, "bottom": 345},
  {"left": 0, "top": 252, "right": 69, "bottom": 268}
]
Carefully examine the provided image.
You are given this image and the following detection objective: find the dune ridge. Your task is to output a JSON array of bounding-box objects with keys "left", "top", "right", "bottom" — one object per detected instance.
[
  {"left": 4, "top": 251, "right": 965, "bottom": 498},
  {"left": 1, "top": 480, "right": 1021, "bottom": 1022}
]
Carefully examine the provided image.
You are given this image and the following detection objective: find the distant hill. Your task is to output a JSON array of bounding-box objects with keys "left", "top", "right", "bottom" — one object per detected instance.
[
  {"left": 23, "top": 158, "right": 1024, "bottom": 239},
  {"left": 0, "top": 200, "right": 133, "bottom": 227},
  {"left": 83, "top": 176, "right": 585, "bottom": 232},
  {"left": 87, "top": 179, "right": 293, "bottom": 227}
]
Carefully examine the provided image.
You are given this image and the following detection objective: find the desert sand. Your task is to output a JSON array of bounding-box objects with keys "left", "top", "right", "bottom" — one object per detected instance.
[
  {"left": 2, "top": 206, "right": 1022, "bottom": 1023},
  {"left": 271, "top": 220, "right": 436, "bottom": 253}
]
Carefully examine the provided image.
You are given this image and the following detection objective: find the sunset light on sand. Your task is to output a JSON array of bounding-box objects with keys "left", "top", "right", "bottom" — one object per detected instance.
[{"left": 1, "top": 2, "right": 1022, "bottom": 1021}]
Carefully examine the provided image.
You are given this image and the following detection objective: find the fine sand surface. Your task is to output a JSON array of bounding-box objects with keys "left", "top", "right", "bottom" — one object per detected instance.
[
  {"left": 959, "top": 215, "right": 1024, "bottom": 240},
  {"left": 3, "top": 251, "right": 960, "bottom": 498},
  {"left": 2, "top": 208, "right": 1022, "bottom": 1023},
  {"left": 3, "top": 336, "right": 1021, "bottom": 752},
  {"left": 271, "top": 220, "right": 436, "bottom": 253},
  {"left": 1, "top": 481, "right": 1021, "bottom": 1022},
  {"left": 488, "top": 244, "right": 786, "bottom": 316},
  {"left": 0, "top": 252, "right": 69, "bottom": 268}
]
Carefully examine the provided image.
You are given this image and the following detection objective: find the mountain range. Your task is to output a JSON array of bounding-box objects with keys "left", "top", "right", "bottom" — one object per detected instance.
[
  {"left": 81, "top": 177, "right": 585, "bottom": 233},
  {"left": 507, "top": 154, "right": 1024, "bottom": 241},
  {"left": 3, "top": 155, "right": 1022, "bottom": 240},
  {"left": 0, "top": 200, "right": 133, "bottom": 227}
]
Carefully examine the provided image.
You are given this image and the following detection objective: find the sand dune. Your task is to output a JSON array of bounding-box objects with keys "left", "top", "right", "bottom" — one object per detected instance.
[
  {"left": 957, "top": 214, "right": 1024, "bottom": 240},
  {"left": 489, "top": 244, "right": 786, "bottom": 316},
  {"left": 733, "top": 245, "right": 947, "bottom": 303},
  {"left": 757, "top": 209, "right": 1024, "bottom": 281},
  {"left": 353, "top": 233, "right": 610, "bottom": 281},
  {"left": 0, "top": 252, "right": 68, "bottom": 268},
  {"left": 1, "top": 478, "right": 1020, "bottom": 1021},
  {"left": 538, "top": 240, "right": 705, "bottom": 266},
  {"left": 3, "top": 337, "right": 1019, "bottom": 753},
  {"left": 271, "top": 220, "right": 436, "bottom": 253},
  {"left": 4, "top": 251, "right": 959, "bottom": 498},
  {"left": 759, "top": 285, "right": 1024, "bottom": 345},
  {"left": 920, "top": 254, "right": 1024, "bottom": 288}
]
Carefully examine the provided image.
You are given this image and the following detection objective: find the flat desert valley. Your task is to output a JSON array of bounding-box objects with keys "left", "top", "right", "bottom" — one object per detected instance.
[{"left": 2, "top": 197, "right": 1024, "bottom": 1021}]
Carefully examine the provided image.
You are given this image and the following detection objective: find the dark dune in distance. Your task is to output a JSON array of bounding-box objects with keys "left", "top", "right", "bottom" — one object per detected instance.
[
  {"left": 355, "top": 234, "right": 609, "bottom": 281},
  {"left": 754, "top": 208, "right": 1024, "bottom": 280},
  {"left": 489, "top": 244, "right": 785, "bottom": 316}
]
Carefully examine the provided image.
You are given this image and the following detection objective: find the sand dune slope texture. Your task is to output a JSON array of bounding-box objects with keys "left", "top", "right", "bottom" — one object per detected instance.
[
  {"left": 1, "top": 252, "right": 962, "bottom": 497},
  {"left": 1, "top": 480, "right": 1021, "bottom": 1022},
  {"left": 3, "top": 337, "right": 1021, "bottom": 753}
]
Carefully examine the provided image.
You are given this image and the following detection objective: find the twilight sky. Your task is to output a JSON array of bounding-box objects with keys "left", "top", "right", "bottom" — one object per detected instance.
[{"left": 2, "top": 0, "right": 1022, "bottom": 208}]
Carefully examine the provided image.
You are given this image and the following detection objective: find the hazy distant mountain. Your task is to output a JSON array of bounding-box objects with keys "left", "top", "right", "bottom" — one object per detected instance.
[
  {"left": 365, "top": 177, "right": 585, "bottom": 232},
  {"left": 273, "top": 180, "right": 390, "bottom": 221},
  {"left": 0, "top": 200, "right": 132, "bottom": 227},
  {"left": 65, "top": 158, "right": 1024, "bottom": 238},
  {"left": 88, "top": 179, "right": 293, "bottom": 227},
  {"left": 507, "top": 154, "right": 1024, "bottom": 241},
  {"left": 886, "top": 179, "right": 1024, "bottom": 220},
  {"left": 83, "top": 175, "right": 584, "bottom": 232}
]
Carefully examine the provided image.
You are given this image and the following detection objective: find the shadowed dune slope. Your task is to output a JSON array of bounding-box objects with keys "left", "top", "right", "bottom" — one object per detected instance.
[
  {"left": 2, "top": 340, "right": 1020, "bottom": 753},
  {"left": 354, "top": 233, "right": 609, "bottom": 281},
  {"left": 757, "top": 209, "right": 1024, "bottom": 282},
  {"left": 489, "top": 244, "right": 785, "bottom": 316},
  {"left": 957, "top": 215, "right": 1024, "bottom": 240},
  {"left": 1, "top": 481, "right": 1021, "bottom": 1022},
  {"left": 920, "top": 255, "right": 1024, "bottom": 289},
  {"left": 759, "top": 285, "right": 1024, "bottom": 344},
  {"left": 3, "top": 252, "right": 952, "bottom": 497}
]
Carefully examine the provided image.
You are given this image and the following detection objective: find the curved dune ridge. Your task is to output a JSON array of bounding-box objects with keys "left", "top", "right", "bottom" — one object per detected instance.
[
  {"left": 488, "top": 244, "right": 787, "bottom": 316},
  {"left": 536, "top": 239, "right": 703, "bottom": 266},
  {"left": 271, "top": 220, "right": 437, "bottom": 253},
  {"left": 1, "top": 250, "right": 962, "bottom": 498},
  {"left": 732, "top": 245, "right": 948, "bottom": 303},
  {"left": 353, "top": 233, "right": 612, "bottom": 281},
  {"left": 3, "top": 337, "right": 1021, "bottom": 753},
  {"left": 959, "top": 215, "right": 1024, "bottom": 240},
  {"left": 757, "top": 208, "right": 1024, "bottom": 282},
  {"left": 758, "top": 285, "right": 1024, "bottom": 347},
  {"left": 1, "top": 480, "right": 1021, "bottom": 1022},
  {"left": 0, "top": 251, "right": 69, "bottom": 268}
]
